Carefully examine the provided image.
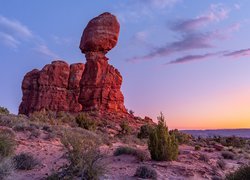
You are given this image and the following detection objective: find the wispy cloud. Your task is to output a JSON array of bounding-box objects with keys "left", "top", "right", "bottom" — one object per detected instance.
[
  {"left": 167, "top": 51, "right": 224, "bottom": 64},
  {"left": 127, "top": 4, "right": 240, "bottom": 63},
  {"left": 51, "top": 35, "right": 72, "bottom": 45},
  {"left": 34, "top": 45, "right": 59, "bottom": 58},
  {"left": 0, "top": 15, "right": 33, "bottom": 38},
  {"left": 224, "top": 48, "right": 250, "bottom": 57},
  {"left": 0, "top": 15, "right": 59, "bottom": 58},
  {"left": 0, "top": 32, "right": 20, "bottom": 48},
  {"left": 114, "top": 0, "right": 181, "bottom": 23},
  {"left": 127, "top": 31, "right": 219, "bottom": 62},
  {"left": 171, "top": 4, "right": 229, "bottom": 32},
  {"left": 145, "top": 0, "right": 181, "bottom": 9},
  {"left": 165, "top": 48, "right": 250, "bottom": 65}
]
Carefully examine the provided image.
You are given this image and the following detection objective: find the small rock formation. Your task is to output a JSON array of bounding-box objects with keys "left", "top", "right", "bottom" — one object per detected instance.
[
  {"left": 19, "top": 61, "right": 84, "bottom": 115},
  {"left": 19, "top": 12, "right": 127, "bottom": 115},
  {"left": 78, "top": 12, "right": 126, "bottom": 113}
]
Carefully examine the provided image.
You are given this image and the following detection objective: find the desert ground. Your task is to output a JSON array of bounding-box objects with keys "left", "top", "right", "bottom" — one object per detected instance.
[{"left": 0, "top": 111, "right": 249, "bottom": 180}]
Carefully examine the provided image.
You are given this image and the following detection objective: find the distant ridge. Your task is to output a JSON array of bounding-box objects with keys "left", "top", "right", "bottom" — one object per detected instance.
[{"left": 181, "top": 128, "right": 250, "bottom": 138}]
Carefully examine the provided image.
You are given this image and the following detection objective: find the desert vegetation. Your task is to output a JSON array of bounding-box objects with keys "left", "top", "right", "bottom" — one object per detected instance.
[
  {"left": 0, "top": 107, "right": 249, "bottom": 179},
  {"left": 13, "top": 153, "right": 39, "bottom": 170},
  {"left": 134, "top": 166, "right": 157, "bottom": 179},
  {"left": 226, "top": 164, "right": 250, "bottom": 180},
  {"left": 148, "top": 112, "right": 179, "bottom": 161}
]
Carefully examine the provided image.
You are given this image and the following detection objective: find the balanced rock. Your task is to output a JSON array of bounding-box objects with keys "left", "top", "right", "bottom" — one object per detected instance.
[
  {"left": 78, "top": 13, "right": 127, "bottom": 113},
  {"left": 19, "top": 12, "right": 127, "bottom": 115},
  {"left": 80, "top": 12, "right": 120, "bottom": 54}
]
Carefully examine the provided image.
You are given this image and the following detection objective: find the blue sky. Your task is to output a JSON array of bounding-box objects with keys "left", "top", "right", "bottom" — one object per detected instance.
[{"left": 0, "top": 0, "right": 250, "bottom": 129}]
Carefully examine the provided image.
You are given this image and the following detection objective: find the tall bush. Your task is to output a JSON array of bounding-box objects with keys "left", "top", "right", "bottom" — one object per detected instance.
[{"left": 148, "top": 112, "right": 178, "bottom": 161}]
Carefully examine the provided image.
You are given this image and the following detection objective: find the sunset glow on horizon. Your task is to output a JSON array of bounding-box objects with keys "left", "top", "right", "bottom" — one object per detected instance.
[{"left": 0, "top": 0, "right": 250, "bottom": 130}]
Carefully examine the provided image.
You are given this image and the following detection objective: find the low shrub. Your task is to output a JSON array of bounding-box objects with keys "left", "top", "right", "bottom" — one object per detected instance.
[
  {"left": 0, "top": 130, "right": 16, "bottom": 159},
  {"left": 0, "top": 158, "right": 14, "bottom": 179},
  {"left": 29, "top": 111, "right": 56, "bottom": 124},
  {"left": 216, "top": 136, "right": 247, "bottom": 148},
  {"left": 46, "top": 172, "right": 60, "bottom": 180},
  {"left": 29, "top": 129, "right": 40, "bottom": 139},
  {"left": 60, "top": 130, "right": 104, "bottom": 179},
  {"left": 148, "top": 112, "right": 178, "bottom": 161},
  {"left": 129, "top": 110, "right": 134, "bottom": 115},
  {"left": 0, "top": 106, "right": 9, "bottom": 115},
  {"left": 217, "top": 159, "right": 226, "bottom": 170},
  {"left": 75, "top": 113, "right": 96, "bottom": 131},
  {"left": 221, "top": 151, "right": 235, "bottom": 160},
  {"left": 137, "top": 124, "right": 153, "bottom": 139},
  {"left": 13, "top": 122, "right": 29, "bottom": 132},
  {"left": 199, "top": 154, "right": 209, "bottom": 163},
  {"left": 225, "top": 165, "right": 250, "bottom": 180},
  {"left": 114, "top": 146, "right": 148, "bottom": 161},
  {"left": 169, "top": 129, "right": 191, "bottom": 144},
  {"left": 119, "top": 121, "right": 131, "bottom": 135},
  {"left": 195, "top": 145, "right": 201, "bottom": 151},
  {"left": 134, "top": 166, "right": 157, "bottom": 179},
  {"left": 13, "top": 153, "right": 39, "bottom": 170}
]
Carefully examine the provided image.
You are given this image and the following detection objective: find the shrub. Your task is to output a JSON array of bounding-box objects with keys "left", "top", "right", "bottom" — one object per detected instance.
[
  {"left": 13, "top": 153, "right": 39, "bottom": 170},
  {"left": 222, "top": 151, "right": 235, "bottom": 160},
  {"left": 199, "top": 154, "right": 209, "bottom": 163},
  {"left": 60, "top": 130, "right": 104, "bottom": 179},
  {"left": 0, "top": 130, "right": 16, "bottom": 159},
  {"left": 29, "top": 111, "right": 56, "bottom": 124},
  {"left": 195, "top": 145, "right": 201, "bottom": 151},
  {"left": 137, "top": 124, "right": 153, "bottom": 139},
  {"left": 225, "top": 165, "right": 250, "bottom": 180},
  {"left": 148, "top": 112, "right": 178, "bottom": 161},
  {"left": 75, "top": 113, "right": 96, "bottom": 131},
  {"left": 217, "top": 159, "right": 226, "bottom": 170},
  {"left": 13, "top": 122, "right": 28, "bottom": 132},
  {"left": 46, "top": 172, "right": 60, "bottom": 180},
  {"left": 119, "top": 121, "right": 131, "bottom": 135},
  {"left": 219, "top": 136, "right": 247, "bottom": 148},
  {"left": 129, "top": 110, "right": 135, "bottom": 115},
  {"left": 114, "top": 146, "right": 149, "bottom": 161},
  {"left": 134, "top": 166, "right": 157, "bottom": 179},
  {"left": 0, "top": 106, "right": 9, "bottom": 115},
  {"left": 0, "top": 158, "right": 14, "bottom": 179},
  {"left": 29, "top": 129, "right": 40, "bottom": 139},
  {"left": 169, "top": 129, "right": 191, "bottom": 144}
]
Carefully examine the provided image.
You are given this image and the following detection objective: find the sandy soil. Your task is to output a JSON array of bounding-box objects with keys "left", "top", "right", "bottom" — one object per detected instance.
[
  {"left": 2, "top": 126, "right": 249, "bottom": 180},
  {"left": 6, "top": 129, "right": 67, "bottom": 180}
]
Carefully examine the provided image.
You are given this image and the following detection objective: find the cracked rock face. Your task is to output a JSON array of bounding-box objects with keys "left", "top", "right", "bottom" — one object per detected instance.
[{"left": 19, "top": 61, "right": 84, "bottom": 115}]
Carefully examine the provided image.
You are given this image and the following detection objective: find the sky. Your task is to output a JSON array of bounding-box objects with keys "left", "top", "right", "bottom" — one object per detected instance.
[{"left": 0, "top": 0, "right": 250, "bottom": 130}]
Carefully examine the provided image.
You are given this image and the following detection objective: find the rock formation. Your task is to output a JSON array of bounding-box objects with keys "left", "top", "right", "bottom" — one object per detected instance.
[
  {"left": 19, "top": 61, "right": 84, "bottom": 115},
  {"left": 19, "top": 12, "right": 127, "bottom": 115},
  {"left": 78, "top": 12, "right": 126, "bottom": 113}
]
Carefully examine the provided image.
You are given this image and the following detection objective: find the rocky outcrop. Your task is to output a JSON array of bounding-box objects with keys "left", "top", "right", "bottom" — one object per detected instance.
[
  {"left": 19, "top": 12, "right": 127, "bottom": 115},
  {"left": 19, "top": 61, "right": 84, "bottom": 115},
  {"left": 78, "top": 12, "right": 126, "bottom": 113}
]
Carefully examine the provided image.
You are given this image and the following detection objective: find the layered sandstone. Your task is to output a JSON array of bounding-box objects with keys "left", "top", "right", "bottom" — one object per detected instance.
[{"left": 19, "top": 61, "right": 84, "bottom": 115}]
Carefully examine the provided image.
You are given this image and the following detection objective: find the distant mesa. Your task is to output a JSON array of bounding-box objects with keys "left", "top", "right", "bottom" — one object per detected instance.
[{"left": 19, "top": 12, "right": 127, "bottom": 115}]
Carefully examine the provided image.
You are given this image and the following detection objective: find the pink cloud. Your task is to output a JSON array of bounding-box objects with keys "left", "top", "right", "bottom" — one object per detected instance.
[
  {"left": 224, "top": 48, "right": 250, "bottom": 57},
  {"left": 167, "top": 52, "right": 223, "bottom": 64}
]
